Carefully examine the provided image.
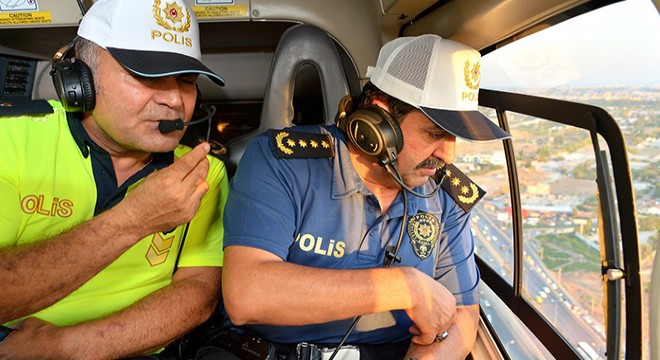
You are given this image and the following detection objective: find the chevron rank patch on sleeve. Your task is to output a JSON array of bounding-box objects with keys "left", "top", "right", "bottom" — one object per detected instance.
[
  {"left": 440, "top": 163, "right": 486, "bottom": 212},
  {"left": 269, "top": 129, "right": 335, "bottom": 159}
]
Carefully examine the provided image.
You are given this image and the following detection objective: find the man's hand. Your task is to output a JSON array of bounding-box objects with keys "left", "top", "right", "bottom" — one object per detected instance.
[
  {"left": 403, "top": 305, "right": 480, "bottom": 360},
  {"left": 120, "top": 142, "right": 211, "bottom": 238},
  {"left": 403, "top": 267, "right": 456, "bottom": 345},
  {"left": 0, "top": 318, "right": 71, "bottom": 359}
]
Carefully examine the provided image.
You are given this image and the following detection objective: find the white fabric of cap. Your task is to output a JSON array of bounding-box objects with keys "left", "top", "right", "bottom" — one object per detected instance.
[
  {"left": 367, "top": 34, "right": 482, "bottom": 112},
  {"left": 366, "top": 34, "right": 510, "bottom": 141},
  {"left": 78, "top": 0, "right": 201, "bottom": 60}
]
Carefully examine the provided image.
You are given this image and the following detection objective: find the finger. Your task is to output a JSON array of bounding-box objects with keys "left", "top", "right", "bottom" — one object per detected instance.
[
  {"left": 410, "top": 332, "right": 435, "bottom": 346},
  {"left": 170, "top": 142, "right": 210, "bottom": 177},
  {"left": 181, "top": 148, "right": 210, "bottom": 185},
  {"left": 192, "top": 179, "right": 210, "bottom": 198},
  {"left": 409, "top": 323, "right": 435, "bottom": 345},
  {"left": 181, "top": 157, "right": 210, "bottom": 191},
  {"left": 408, "top": 324, "right": 421, "bottom": 336}
]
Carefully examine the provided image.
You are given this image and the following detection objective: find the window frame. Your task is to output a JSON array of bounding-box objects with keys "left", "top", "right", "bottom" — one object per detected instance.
[{"left": 477, "top": 89, "right": 642, "bottom": 359}]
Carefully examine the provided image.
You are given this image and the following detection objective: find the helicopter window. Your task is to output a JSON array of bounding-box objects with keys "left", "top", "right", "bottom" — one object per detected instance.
[{"left": 472, "top": 0, "right": 658, "bottom": 358}]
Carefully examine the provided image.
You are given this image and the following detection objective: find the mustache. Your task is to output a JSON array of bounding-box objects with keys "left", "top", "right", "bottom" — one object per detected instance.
[{"left": 415, "top": 157, "right": 446, "bottom": 170}]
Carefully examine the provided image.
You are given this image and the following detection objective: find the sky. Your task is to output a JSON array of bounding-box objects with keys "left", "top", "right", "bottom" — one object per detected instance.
[{"left": 481, "top": 0, "right": 660, "bottom": 88}]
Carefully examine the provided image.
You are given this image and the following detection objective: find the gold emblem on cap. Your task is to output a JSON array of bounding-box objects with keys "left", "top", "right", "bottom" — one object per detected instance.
[
  {"left": 164, "top": 2, "right": 184, "bottom": 23},
  {"left": 463, "top": 60, "right": 481, "bottom": 90},
  {"left": 153, "top": 0, "right": 191, "bottom": 33}
]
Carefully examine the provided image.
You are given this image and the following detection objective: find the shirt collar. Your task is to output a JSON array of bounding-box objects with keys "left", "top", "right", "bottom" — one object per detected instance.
[
  {"left": 328, "top": 126, "right": 442, "bottom": 215},
  {"left": 67, "top": 112, "right": 92, "bottom": 158},
  {"left": 330, "top": 126, "right": 373, "bottom": 199}
]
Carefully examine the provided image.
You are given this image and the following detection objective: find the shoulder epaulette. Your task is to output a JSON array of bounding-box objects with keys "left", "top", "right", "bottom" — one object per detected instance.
[
  {"left": 0, "top": 99, "right": 54, "bottom": 117},
  {"left": 208, "top": 139, "right": 228, "bottom": 160},
  {"left": 440, "top": 163, "right": 486, "bottom": 212},
  {"left": 178, "top": 137, "right": 227, "bottom": 160},
  {"left": 268, "top": 129, "right": 334, "bottom": 159}
]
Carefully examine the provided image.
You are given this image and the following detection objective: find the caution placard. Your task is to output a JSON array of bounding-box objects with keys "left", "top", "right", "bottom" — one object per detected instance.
[
  {"left": 0, "top": 11, "right": 51, "bottom": 25},
  {"left": 192, "top": 5, "right": 248, "bottom": 19}
]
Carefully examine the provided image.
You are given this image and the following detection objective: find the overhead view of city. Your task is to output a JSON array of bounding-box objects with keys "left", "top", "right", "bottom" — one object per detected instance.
[{"left": 457, "top": 85, "right": 659, "bottom": 359}]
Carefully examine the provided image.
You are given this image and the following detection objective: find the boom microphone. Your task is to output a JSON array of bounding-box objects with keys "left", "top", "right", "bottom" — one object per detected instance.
[
  {"left": 158, "top": 104, "right": 217, "bottom": 134},
  {"left": 158, "top": 118, "right": 185, "bottom": 134}
]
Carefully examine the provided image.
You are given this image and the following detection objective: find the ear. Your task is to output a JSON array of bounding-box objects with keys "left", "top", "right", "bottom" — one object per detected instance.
[{"left": 371, "top": 99, "right": 390, "bottom": 112}]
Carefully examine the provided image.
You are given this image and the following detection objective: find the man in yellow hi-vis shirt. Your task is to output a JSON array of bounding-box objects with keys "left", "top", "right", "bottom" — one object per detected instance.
[{"left": 0, "top": 0, "right": 228, "bottom": 358}]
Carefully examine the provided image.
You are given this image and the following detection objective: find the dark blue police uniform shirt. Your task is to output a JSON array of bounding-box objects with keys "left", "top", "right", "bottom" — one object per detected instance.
[{"left": 223, "top": 125, "right": 479, "bottom": 344}]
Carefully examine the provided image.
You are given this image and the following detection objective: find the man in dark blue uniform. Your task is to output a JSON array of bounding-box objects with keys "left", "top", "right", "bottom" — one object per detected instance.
[{"left": 222, "top": 34, "right": 511, "bottom": 360}]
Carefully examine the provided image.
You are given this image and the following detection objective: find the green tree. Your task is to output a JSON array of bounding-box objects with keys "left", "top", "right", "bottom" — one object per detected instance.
[{"left": 572, "top": 160, "right": 595, "bottom": 179}]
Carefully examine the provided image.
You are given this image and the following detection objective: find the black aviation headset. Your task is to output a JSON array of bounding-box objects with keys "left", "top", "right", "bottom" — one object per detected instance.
[
  {"left": 49, "top": 41, "right": 216, "bottom": 142},
  {"left": 336, "top": 94, "right": 444, "bottom": 198},
  {"left": 50, "top": 41, "right": 96, "bottom": 113},
  {"left": 336, "top": 94, "right": 403, "bottom": 167}
]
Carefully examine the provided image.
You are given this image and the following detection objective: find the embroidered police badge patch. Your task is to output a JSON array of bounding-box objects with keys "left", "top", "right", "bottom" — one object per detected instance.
[{"left": 407, "top": 212, "right": 440, "bottom": 260}]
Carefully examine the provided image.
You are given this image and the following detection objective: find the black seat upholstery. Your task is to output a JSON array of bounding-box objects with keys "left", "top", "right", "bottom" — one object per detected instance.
[{"left": 226, "top": 24, "right": 350, "bottom": 173}]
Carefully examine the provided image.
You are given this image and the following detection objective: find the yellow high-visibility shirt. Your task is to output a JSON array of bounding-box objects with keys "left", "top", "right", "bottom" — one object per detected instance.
[{"left": 0, "top": 100, "right": 227, "bottom": 327}]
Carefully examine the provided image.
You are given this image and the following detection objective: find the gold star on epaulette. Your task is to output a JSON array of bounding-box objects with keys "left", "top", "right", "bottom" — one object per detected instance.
[
  {"left": 269, "top": 129, "right": 335, "bottom": 159},
  {"left": 440, "top": 164, "right": 486, "bottom": 212}
]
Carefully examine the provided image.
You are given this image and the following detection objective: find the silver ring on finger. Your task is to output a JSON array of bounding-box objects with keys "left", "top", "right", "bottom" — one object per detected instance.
[{"left": 435, "top": 330, "right": 449, "bottom": 342}]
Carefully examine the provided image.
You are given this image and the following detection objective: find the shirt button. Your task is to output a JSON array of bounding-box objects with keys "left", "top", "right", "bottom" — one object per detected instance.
[{"left": 369, "top": 231, "right": 375, "bottom": 236}]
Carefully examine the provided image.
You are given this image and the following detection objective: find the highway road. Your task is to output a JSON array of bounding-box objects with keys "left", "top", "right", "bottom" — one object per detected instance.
[{"left": 472, "top": 206, "right": 606, "bottom": 358}]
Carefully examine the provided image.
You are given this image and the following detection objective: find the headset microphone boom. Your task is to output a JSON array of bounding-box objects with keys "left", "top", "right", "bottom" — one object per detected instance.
[{"left": 158, "top": 104, "right": 217, "bottom": 143}]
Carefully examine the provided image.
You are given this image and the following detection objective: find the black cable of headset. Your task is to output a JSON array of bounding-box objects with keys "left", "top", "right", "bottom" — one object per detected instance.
[
  {"left": 328, "top": 169, "right": 410, "bottom": 360},
  {"left": 384, "top": 164, "right": 444, "bottom": 199},
  {"left": 385, "top": 165, "right": 409, "bottom": 267},
  {"left": 205, "top": 105, "right": 216, "bottom": 143}
]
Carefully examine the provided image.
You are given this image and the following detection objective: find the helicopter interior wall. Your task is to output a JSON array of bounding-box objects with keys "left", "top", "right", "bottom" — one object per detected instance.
[{"left": 2, "top": 2, "right": 645, "bottom": 357}]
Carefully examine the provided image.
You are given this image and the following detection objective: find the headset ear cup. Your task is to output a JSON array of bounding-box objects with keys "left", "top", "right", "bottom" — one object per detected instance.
[
  {"left": 343, "top": 105, "right": 403, "bottom": 165},
  {"left": 77, "top": 60, "right": 95, "bottom": 112},
  {"left": 336, "top": 94, "right": 356, "bottom": 132},
  {"left": 368, "top": 105, "right": 403, "bottom": 153},
  {"left": 50, "top": 59, "right": 95, "bottom": 112},
  {"left": 50, "top": 61, "right": 70, "bottom": 110}
]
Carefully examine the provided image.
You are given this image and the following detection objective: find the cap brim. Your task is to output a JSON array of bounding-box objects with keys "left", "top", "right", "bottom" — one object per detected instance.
[
  {"left": 420, "top": 107, "right": 511, "bottom": 141},
  {"left": 107, "top": 48, "right": 225, "bottom": 87}
]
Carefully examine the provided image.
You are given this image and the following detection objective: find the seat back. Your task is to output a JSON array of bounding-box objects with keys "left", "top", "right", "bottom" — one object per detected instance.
[{"left": 226, "top": 24, "right": 350, "bottom": 173}]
